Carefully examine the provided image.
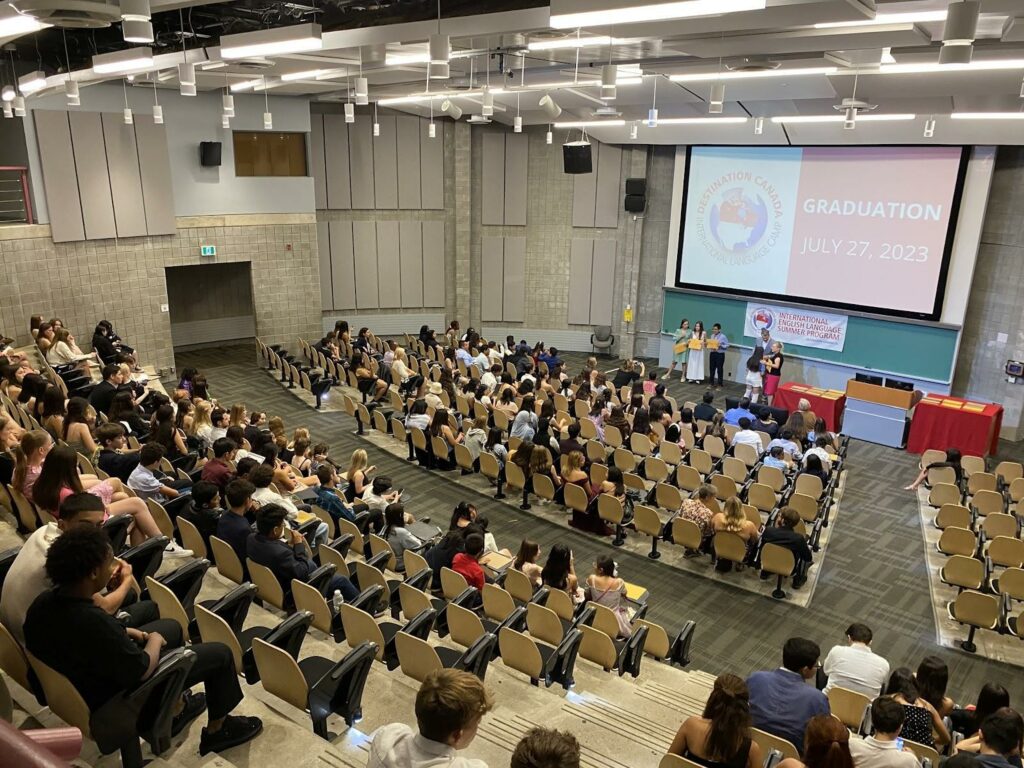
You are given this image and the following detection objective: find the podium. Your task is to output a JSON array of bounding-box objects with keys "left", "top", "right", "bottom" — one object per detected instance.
[{"left": 843, "top": 380, "right": 915, "bottom": 448}]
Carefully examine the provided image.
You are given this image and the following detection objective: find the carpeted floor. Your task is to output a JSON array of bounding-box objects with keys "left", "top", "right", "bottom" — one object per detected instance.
[{"left": 174, "top": 343, "right": 1024, "bottom": 707}]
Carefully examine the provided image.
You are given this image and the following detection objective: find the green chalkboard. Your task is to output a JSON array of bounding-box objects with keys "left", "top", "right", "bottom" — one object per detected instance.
[{"left": 662, "top": 290, "right": 959, "bottom": 383}]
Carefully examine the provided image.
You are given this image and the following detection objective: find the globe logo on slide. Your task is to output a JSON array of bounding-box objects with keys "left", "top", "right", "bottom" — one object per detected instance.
[
  {"left": 709, "top": 187, "right": 770, "bottom": 253},
  {"left": 750, "top": 307, "right": 775, "bottom": 331}
]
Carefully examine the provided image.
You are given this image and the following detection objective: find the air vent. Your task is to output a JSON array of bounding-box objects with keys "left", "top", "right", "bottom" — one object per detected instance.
[
  {"left": 233, "top": 57, "right": 275, "bottom": 70},
  {"left": 467, "top": 115, "right": 491, "bottom": 124},
  {"left": 11, "top": 0, "right": 121, "bottom": 28},
  {"left": 726, "top": 56, "right": 780, "bottom": 72}
]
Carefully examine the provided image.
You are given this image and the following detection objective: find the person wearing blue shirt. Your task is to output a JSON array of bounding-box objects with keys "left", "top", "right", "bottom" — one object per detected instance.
[
  {"left": 708, "top": 324, "right": 730, "bottom": 388},
  {"left": 747, "top": 637, "right": 830, "bottom": 754},
  {"left": 762, "top": 445, "right": 792, "bottom": 473},
  {"left": 767, "top": 430, "right": 804, "bottom": 462},
  {"left": 455, "top": 341, "right": 475, "bottom": 368},
  {"left": 537, "top": 347, "right": 563, "bottom": 371},
  {"left": 724, "top": 397, "right": 756, "bottom": 426},
  {"left": 313, "top": 464, "right": 357, "bottom": 523}
]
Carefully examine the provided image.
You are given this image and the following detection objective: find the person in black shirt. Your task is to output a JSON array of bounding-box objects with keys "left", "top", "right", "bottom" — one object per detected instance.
[
  {"left": 23, "top": 526, "right": 263, "bottom": 755},
  {"left": 88, "top": 363, "right": 125, "bottom": 415},
  {"left": 611, "top": 359, "right": 645, "bottom": 391},
  {"left": 217, "top": 479, "right": 257, "bottom": 578},
  {"left": 178, "top": 481, "right": 222, "bottom": 555},
  {"left": 95, "top": 423, "right": 141, "bottom": 483},
  {"left": 905, "top": 447, "right": 963, "bottom": 491},
  {"left": 759, "top": 507, "right": 813, "bottom": 588},
  {"left": 558, "top": 422, "right": 584, "bottom": 458},
  {"left": 0, "top": 411, "right": 21, "bottom": 486},
  {"left": 693, "top": 390, "right": 719, "bottom": 423},
  {"left": 751, "top": 409, "right": 779, "bottom": 439}
]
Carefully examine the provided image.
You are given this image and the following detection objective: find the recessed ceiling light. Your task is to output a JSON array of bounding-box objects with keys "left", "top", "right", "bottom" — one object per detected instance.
[{"left": 550, "top": 0, "right": 766, "bottom": 28}]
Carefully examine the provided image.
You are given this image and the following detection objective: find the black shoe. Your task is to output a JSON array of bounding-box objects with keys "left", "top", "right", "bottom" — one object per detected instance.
[
  {"left": 792, "top": 576, "right": 807, "bottom": 589},
  {"left": 199, "top": 715, "right": 263, "bottom": 755},
  {"left": 171, "top": 691, "right": 206, "bottom": 737}
]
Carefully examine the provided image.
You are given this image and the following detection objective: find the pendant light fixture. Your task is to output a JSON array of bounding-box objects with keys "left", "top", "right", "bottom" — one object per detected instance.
[
  {"left": 629, "top": 121, "right": 638, "bottom": 139},
  {"left": 62, "top": 31, "right": 80, "bottom": 106},
  {"left": 355, "top": 49, "right": 368, "bottom": 105},
  {"left": 647, "top": 74, "right": 658, "bottom": 127},
  {"left": 151, "top": 79, "right": 162, "bottom": 123},
  {"left": 373, "top": 102, "right": 380, "bottom": 136},
  {"left": 429, "top": 0, "right": 449, "bottom": 80},
  {"left": 222, "top": 93, "right": 234, "bottom": 118},
  {"left": 178, "top": 10, "right": 195, "bottom": 96},
  {"left": 429, "top": 98, "right": 436, "bottom": 137},
  {"left": 121, "top": 0, "right": 153, "bottom": 42},
  {"left": 122, "top": 79, "right": 133, "bottom": 124},
  {"left": 263, "top": 76, "right": 272, "bottom": 129},
  {"left": 923, "top": 117, "right": 936, "bottom": 138},
  {"left": 753, "top": 116, "right": 764, "bottom": 135},
  {"left": 939, "top": 1, "right": 980, "bottom": 65}
]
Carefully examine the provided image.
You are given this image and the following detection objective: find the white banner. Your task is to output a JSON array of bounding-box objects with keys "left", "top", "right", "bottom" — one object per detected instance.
[{"left": 744, "top": 302, "right": 848, "bottom": 352}]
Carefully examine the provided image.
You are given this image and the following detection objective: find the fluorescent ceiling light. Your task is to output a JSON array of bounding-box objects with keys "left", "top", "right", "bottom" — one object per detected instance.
[
  {"left": 385, "top": 49, "right": 473, "bottom": 66},
  {"left": 18, "top": 71, "right": 46, "bottom": 95},
  {"left": 550, "top": 0, "right": 766, "bottom": 28},
  {"left": 657, "top": 117, "right": 748, "bottom": 124},
  {"left": 771, "top": 113, "right": 915, "bottom": 123},
  {"left": 280, "top": 69, "right": 326, "bottom": 82},
  {"left": 875, "top": 59, "right": 1024, "bottom": 75},
  {"left": 230, "top": 78, "right": 262, "bottom": 92},
  {"left": 0, "top": 13, "right": 48, "bottom": 36},
  {"left": 813, "top": 11, "right": 947, "bottom": 29},
  {"left": 92, "top": 47, "right": 154, "bottom": 74},
  {"left": 554, "top": 119, "right": 626, "bottom": 127},
  {"left": 951, "top": 112, "right": 1024, "bottom": 120},
  {"left": 220, "top": 23, "right": 322, "bottom": 59},
  {"left": 378, "top": 88, "right": 504, "bottom": 106},
  {"left": 528, "top": 36, "right": 632, "bottom": 51},
  {"left": 671, "top": 66, "right": 837, "bottom": 82}
]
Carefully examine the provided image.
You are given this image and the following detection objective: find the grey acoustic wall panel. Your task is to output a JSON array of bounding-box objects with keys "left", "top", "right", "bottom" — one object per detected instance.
[
  {"left": 101, "top": 112, "right": 147, "bottom": 238},
  {"left": 310, "top": 113, "right": 327, "bottom": 209},
  {"left": 594, "top": 142, "right": 622, "bottom": 228},
  {"left": 317, "top": 221, "right": 332, "bottom": 310},
  {"left": 503, "top": 133, "right": 528, "bottom": 226},
  {"left": 68, "top": 111, "right": 117, "bottom": 240},
  {"left": 376, "top": 220, "right": 401, "bottom": 308},
  {"left": 480, "top": 236, "right": 504, "bottom": 321},
  {"left": 571, "top": 140, "right": 598, "bottom": 228},
  {"left": 372, "top": 115, "right": 398, "bottom": 210},
  {"left": 348, "top": 116, "right": 375, "bottom": 210},
  {"left": 480, "top": 132, "right": 505, "bottom": 226},
  {"left": 399, "top": 220, "right": 423, "bottom": 307},
  {"left": 567, "top": 239, "right": 594, "bottom": 326},
  {"left": 352, "top": 220, "right": 379, "bottom": 308},
  {"left": 33, "top": 110, "right": 84, "bottom": 243},
  {"left": 329, "top": 221, "right": 356, "bottom": 310},
  {"left": 396, "top": 117, "right": 422, "bottom": 210},
  {"left": 590, "top": 239, "right": 616, "bottom": 325},
  {"left": 133, "top": 115, "right": 176, "bottom": 235},
  {"left": 422, "top": 220, "right": 445, "bottom": 307},
  {"left": 323, "top": 114, "right": 352, "bottom": 209},
  {"left": 502, "top": 237, "right": 526, "bottom": 322},
  {"left": 420, "top": 119, "right": 444, "bottom": 210}
]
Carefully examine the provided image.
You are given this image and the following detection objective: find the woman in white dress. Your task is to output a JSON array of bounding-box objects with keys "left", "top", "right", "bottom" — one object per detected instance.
[
  {"left": 663, "top": 318, "right": 690, "bottom": 381},
  {"left": 687, "top": 321, "right": 707, "bottom": 384}
]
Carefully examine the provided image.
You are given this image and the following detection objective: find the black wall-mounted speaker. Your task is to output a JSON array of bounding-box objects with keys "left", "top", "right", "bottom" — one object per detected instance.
[
  {"left": 562, "top": 141, "right": 593, "bottom": 174},
  {"left": 625, "top": 178, "right": 646, "bottom": 195},
  {"left": 625, "top": 194, "right": 646, "bottom": 213},
  {"left": 200, "top": 141, "right": 222, "bottom": 167}
]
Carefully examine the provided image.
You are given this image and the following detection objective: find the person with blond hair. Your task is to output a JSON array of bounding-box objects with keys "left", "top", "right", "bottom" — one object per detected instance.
[
  {"left": 368, "top": 669, "right": 494, "bottom": 767},
  {"left": 711, "top": 496, "right": 759, "bottom": 571}
]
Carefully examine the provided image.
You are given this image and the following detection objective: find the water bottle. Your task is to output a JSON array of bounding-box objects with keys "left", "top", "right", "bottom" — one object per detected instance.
[{"left": 332, "top": 589, "right": 344, "bottom": 613}]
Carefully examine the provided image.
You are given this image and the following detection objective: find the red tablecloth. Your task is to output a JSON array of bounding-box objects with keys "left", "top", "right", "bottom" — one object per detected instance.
[
  {"left": 907, "top": 394, "right": 1003, "bottom": 456},
  {"left": 772, "top": 382, "right": 846, "bottom": 432}
]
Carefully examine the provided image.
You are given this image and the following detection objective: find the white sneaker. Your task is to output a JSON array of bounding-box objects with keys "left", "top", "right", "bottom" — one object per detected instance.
[{"left": 165, "top": 542, "right": 193, "bottom": 558}]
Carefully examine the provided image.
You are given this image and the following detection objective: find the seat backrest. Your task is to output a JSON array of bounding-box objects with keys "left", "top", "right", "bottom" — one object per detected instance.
[
  {"left": 563, "top": 483, "right": 590, "bottom": 513},
  {"left": 713, "top": 532, "right": 748, "bottom": 563},
  {"left": 788, "top": 493, "right": 819, "bottom": 523},
  {"left": 632, "top": 504, "right": 663, "bottom": 538},
  {"left": 968, "top": 472, "right": 998, "bottom": 495},
  {"left": 972, "top": 489, "right": 1005, "bottom": 516},
  {"left": 734, "top": 443, "right": 760, "bottom": 468},
  {"left": 319, "top": 544, "right": 350, "bottom": 579},
  {"left": 504, "top": 462, "right": 526, "bottom": 491},
  {"left": 26, "top": 651, "right": 92, "bottom": 736},
  {"left": 194, "top": 605, "right": 244, "bottom": 674},
  {"left": 441, "top": 567, "right": 470, "bottom": 601},
  {"left": 144, "top": 576, "right": 191, "bottom": 638},
  {"left": 927, "top": 466, "right": 958, "bottom": 487},
  {"left": 478, "top": 452, "right": 500, "bottom": 480},
  {"left": 937, "top": 526, "right": 977, "bottom": 556},
  {"left": 210, "top": 536, "right": 244, "bottom": 584},
  {"left": 0, "top": 621, "right": 31, "bottom": 691},
  {"left": 291, "top": 579, "right": 333, "bottom": 635},
  {"left": 593, "top": 326, "right": 612, "bottom": 342},
  {"left": 982, "top": 513, "right": 1019, "bottom": 540},
  {"left": 942, "top": 555, "right": 984, "bottom": 588},
  {"left": 398, "top": 582, "right": 433, "bottom": 622},
  {"left": 579, "top": 624, "right": 617, "bottom": 671},
  {"left": 704, "top": 435, "right": 726, "bottom": 459},
  {"left": 750, "top": 728, "right": 799, "bottom": 761},
  {"left": 447, "top": 603, "right": 486, "bottom": 648},
  {"left": 588, "top": 602, "right": 623, "bottom": 640},
  {"left": 988, "top": 536, "right": 1024, "bottom": 568},
  {"left": 404, "top": 549, "right": 430, "bottom": 578},
  {"left": 953, "top": 590, "right": 1000, "bottom": 628},
  {"left": 544, "top": 588, "right": 575, "bottom": 622},
  {"left": 996, "top": 567, "right": 1024, "bottom": 601},
  {"left": 760, "top": 543, "right": 795, "bottom": 577},
  {"left": 633, "top": 619, "right": 670, "bottom": 659},
  {"left": 671, "top": 518, "right": 703, "bottom": 550},
  {"left": 176, "top": 516, "right": 207, "bottom": 560},
  {"left": 247, "top": 559, "right": 286, "bottom": 611},
  {"left": 604, "top": 426, "right": 623, "bottom": 449},
  {"left": 353, "top": 561, "right": 390, "bottom": 613},
  {"left": 526, "top": 602, "right": 563, "bottom": 646},
  {"left": 368, "top": 534, "right": 397, "bottom": 571},
  {"left": 340, "top": 604, "right": 386, "bottom": 660},
  {"left": 675, "top": 465, "right": 702, "bottom": 493},
  {"left": 659, "top": 754, "right": 704, "bottom": 768},
  {"left": 482, "top": 584, "right": 517, "bottom": 622},
  {"left": 758, "top": 465, "right": 786, "bottom": 493},
  {"left": 337, "top": 518, "right": 365, "bottom": 555},
  {"left": 928, "top": 483, "right": 962, "bottom": 508},
  {"left": 903, "top": 740, "right": 941, "bottom": 767},
  {"left": 504, "top": 568, "right": 535, "bottom": 603},
  {"left": 533, "top": 473, "right": 556, "bottom": 501},
  {"left": 395, "top": 632, "right": 443, "bottom": 683},
  {"left": 251, "top": 638, "right": 308, "bottom": 712},
  {"left": 793, "top": 473, "right": 823, "bottom": 500},
  {"left": 995, "top": 461, "right": 1024, "bottom": 484},
  {"left": 454, "top": 444, "right": 475, "bottom": 471},
  {"left": 498, "top": 627, "right": 543, "bottom": 678},
  {"left": 710, "top": 474, "right": 737, "bottom": 500},
  {"left": 935, "top": 504, "right": 971, "bottom": 530},
  {"left": 828, "top": 686, "right": 871, "bottom": 730},
  {"left": 597, "top": 494, "right": 624, "bottom": 525},
  {"left": 145, "top": 499, "right": 175, "bottom": 540},
  {"left": 747, "top": 483, "right": 776, "bottom": 513}
]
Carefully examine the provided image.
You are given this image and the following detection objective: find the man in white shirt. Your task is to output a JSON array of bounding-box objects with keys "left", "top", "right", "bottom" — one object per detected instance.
[
  {"left": 472, "top": 348, "right": 489, "bottom": 374},
  {"left": 849, "top": 697, "right": 920, "bottom": 768},
  {"left": 730, "top": 417, "right": 763, "bottom": 452},
  {"left": 368, "top": 668, "right": 492, "bottom": 768},
  {"left": 822, "top": 623, "right": 890, "bottom": 697},
  {"left": 480, "top": 365, "right": 499, "bottom": 394},
  {"left": 804, "top": 435, "right": 834, "bottom": 473},
  {"left": 209, "top": 407, "right": 229, "bottom": 442}
]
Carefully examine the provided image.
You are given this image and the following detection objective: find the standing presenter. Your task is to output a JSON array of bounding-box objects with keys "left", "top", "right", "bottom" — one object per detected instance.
[
  {"left": 687, "top": 321, "right": 707, "bottom": 384},
  {"left": 664, "top": 318, "right": 690, "bottom": 382}
]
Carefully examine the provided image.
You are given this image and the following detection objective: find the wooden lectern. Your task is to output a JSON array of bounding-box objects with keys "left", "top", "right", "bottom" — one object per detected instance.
[{"left": 843, "top": 380, "right": 915, "bottom": 448}]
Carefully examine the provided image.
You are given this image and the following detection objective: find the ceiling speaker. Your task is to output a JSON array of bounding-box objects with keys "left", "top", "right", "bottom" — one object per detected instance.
[{"left": 563, "top": 141, "right": 592, "bottom": 174}]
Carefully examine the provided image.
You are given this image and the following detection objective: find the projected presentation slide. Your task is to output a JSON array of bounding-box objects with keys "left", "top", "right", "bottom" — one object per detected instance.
[{"left": 676, "top": 146, "right": 966, "bottom": 318}]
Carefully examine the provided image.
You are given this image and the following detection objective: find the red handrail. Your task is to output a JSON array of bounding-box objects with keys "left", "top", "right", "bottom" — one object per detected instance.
[{"left": 0, "top": 165, "right": 33, "bottom": 224}]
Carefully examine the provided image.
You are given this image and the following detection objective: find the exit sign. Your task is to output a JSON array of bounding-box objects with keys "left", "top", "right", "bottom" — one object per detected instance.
[{"left": 200, "top": 245, "right": 217, "bottom": 256}]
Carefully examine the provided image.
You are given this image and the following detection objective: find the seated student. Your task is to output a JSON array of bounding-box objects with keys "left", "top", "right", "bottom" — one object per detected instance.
[
  {"left": 747, "top": 637, "right": 830, "bottom": 754},
  {"left": 799, "top": 455, "right": 830, "bottom": 489},
  {"left": 711, "top": 497, "right": 760, "bottom": 571},
  {"left": 731, "top": 417, "right": 763, "bottom": 452},
  {"left": 361, "top": 475, "right": 401, "bottom": 520},
  {"left": 382, "top": 503, "right": 423, "bottom": 573},
  {"left": 513, "top": 539, "right": 543, "bottom": 588},
  {"left": 0, "top": 492, "right": 157, "bottom": 644},
  {"left": 209, "top": 408, "right": 229, "bottom": 442},
  {"left": 752, "top": 409, "right": 779, "bottom": 438},
  {"left": 822, "top": 623, "right": 890, "bottom": 697},
  {"left": 201, "top": 438, "right": 237, "bottom": 493},
  {"left": 217, "top": 479, "right": 256, "bottom": 574},
  {"left": 96, "top": 423, "right": 141, "bottom": 483},
  {"left": 246, "top": 503, "right": 358, "bottom": 603},
  {"left": 970, "top": 708, "right": 1024, "bottom": 768},
  {"left": 767, "top": 430, "right": 804, "bottom": 462},
  {"left": 777, "top": 716, "right": 852, "bottom": 768},
  {"left": 88, "top": 363, "right": 126, "bottom": 415},
  {"left": 178, "top": 481, "right": 222, "bottom": 555},
  {"left": 583, "top": 555, "right": 633, "bottom": 639},
  {"left": 803, "top": 436, "right": 834, "bottom": 474},
  {"left": 762, "top": 445, "right": 792, "bottom": 473},
  {"left": 952, "top": 684, "right": 1011, "bottom": 753},
  {"left": 668, "top": 673, "right": 764, "bottom": 768},
  {"left": 313, "top": 463, "right": 374, "bottom": 527},
  {"left": 24, "top": 525, "right": 264, "bottom": 755},
  {"left": 249, "top": 464, "right": 329, "bottom": 547},
  {"left": 724, "top": 397, "right": 756, "bottom": 426},
  {"left": 694, "top": 391, "right": 719, "bottom": 423},
  {"left": 883, "top": 669, "right": 950, "bottom": 750},
  {"left": 848, "top": 697, "right": 920, "bottom": 768},
  {"left": 128, "top": 443, "right": 192, "bottom": 517},
  {"left": 452, "top": 533, "right": 487, "bottom": 592},
  {"left": 512, "top": 727, "right": 581, "bottom": 768},
  {"left": 760, "top": 507, "right": 813, "bottom": 587},
  {"left": 558, "top": 422, "right": 584, "bottom": 458},
  {"left": 905, "top": 447, "right": 965, "bottom": 491},
  {"left": 368, "top": 668, "right": 493, "bottom": 768},
  {"left": 648, "top": 384, "right": 673, "bottom": 420}
]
